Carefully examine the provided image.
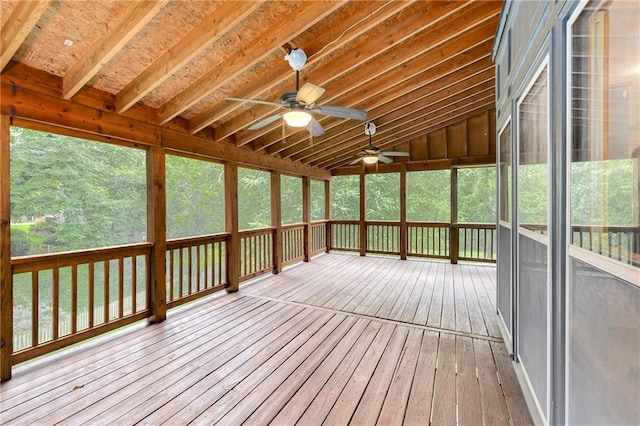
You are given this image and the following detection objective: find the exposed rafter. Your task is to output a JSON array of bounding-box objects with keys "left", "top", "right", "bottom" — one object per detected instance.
[
  {"left": 62, "top": 1, "right": 169, "bottom": 100},
  {"left": 0, "top": 0, "right": 50, "bottom": 71}
]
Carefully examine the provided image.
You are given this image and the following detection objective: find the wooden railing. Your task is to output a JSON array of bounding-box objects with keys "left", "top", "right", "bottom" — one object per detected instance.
[
  {"left": 367, "top": 221, "right": 400, "bottom": 255},
  {"left": 165, "top": 234, "right": 228, "bottom": 308},
  {"left": 408, "top": 222, "right": 450, "bottom": 259},
  {"left": 282, "top": 224, "right": 305, "bottom": 265},
  {"left": 331, "top": 220, "right": 360, "bottom": 252},
  {"left": 456, "top": 223, "right": 496, "bottom": 263},
  {"left": 10, "top": 243, "right": 152, "bottom": 363},
  {"left": 310, "top": 221, "right": 328, "bottom": 255},
  {"left": 239, "top": 228, "right": 274, "bottom": 281},
  {"left": 571, "top": 225, "right": 639, "bottom": 266}
]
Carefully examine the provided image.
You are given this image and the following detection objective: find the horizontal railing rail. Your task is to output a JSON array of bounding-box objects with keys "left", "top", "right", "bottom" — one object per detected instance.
[
  {"left": 166, "top": 233, "right": 229, "bottom": 308},
  {"left": 10, "top": 243, "right": 152, "bottom": 363}
]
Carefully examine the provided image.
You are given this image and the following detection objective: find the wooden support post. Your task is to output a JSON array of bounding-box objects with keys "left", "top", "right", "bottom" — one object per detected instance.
[
  {"left": 225, "top": 162, "right": 240, "bottom": 291},
  {"left": 450, "top": 167, "right": 459, "bottom": 264},
  {"left": 400, "top": 164, "right": 408, "bottom": 260},
  {"left": 271, "top": 171, "right": 282, "bottom": 273},
  {"left": 0, "top": 115, "right": 12, "bottom": 381},
  {"left": 359, "top": 167, "right": 367, "bottom": 256},
  {"left": 302, "top": 176, "right": 311, "bottom": 262},
  {"left": 325, "top": 179, "right": 331, "bottom": 252},
  {"left": 147, "top": 146, "right": 167, "bottom": 323}
]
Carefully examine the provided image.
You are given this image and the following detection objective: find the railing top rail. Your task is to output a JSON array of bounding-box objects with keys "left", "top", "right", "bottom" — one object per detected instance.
[
  {"left": 238, "top": 227, "right": 276, "bottom": 238},
  {"left": 454, "top": 223, "right": 497, "bottom": 229},
  {"left": 407, "top": 221, "right": 450, "bottom": 227},
  {"left": 11, "top": 242, "right": 153, "bottom": 271},
  {"left": 281, "top": 223, "right": 306, "bottom": 231},
  {"left": 166, "top": 233, "right": 230, "bottom": 249}
]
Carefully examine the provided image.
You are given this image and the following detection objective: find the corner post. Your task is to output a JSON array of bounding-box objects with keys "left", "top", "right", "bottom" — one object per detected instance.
[
  {"left": 450, "top": 167, "right": 459, "bottom": 264},
  {"left": 400, "top": 164, "right": 408, "bottom": 260},
  {"left": 0, "top": 115, "right": 13, "bottom": 381},
  {"left": 225, "top": 162, "right": 240, "bottom": 291},
  {"left": 325, "top": 178, "right": 331, "bottom": 252},
  {"left": 359, "top": 166, "right": 367, "bottom": 256},
  {"left": 271, "top": 171, "right": 282, "bottom": 273},
  {"left": 147, "top": 146, "right": 167, "bottom": 323},
  {"left": 302, "top": 176, "right": 311, "bottom": 262}
]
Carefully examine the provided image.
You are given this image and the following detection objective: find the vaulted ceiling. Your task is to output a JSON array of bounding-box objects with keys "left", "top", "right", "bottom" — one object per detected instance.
[{"left": 0, "top": 0, "right": 501, "bottom": 172}]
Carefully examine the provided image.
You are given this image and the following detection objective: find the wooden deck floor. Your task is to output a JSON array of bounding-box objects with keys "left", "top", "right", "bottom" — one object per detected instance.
[{"left": 0, "top": 254, "right": 532, "bottom": 425}]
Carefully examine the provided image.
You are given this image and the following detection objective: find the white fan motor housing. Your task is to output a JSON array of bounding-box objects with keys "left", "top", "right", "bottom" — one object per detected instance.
[{"left": 364, "top": 122, "right": 377, "bottom": 136}]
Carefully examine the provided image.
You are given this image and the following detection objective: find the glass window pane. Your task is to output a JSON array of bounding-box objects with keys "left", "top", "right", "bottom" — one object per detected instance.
[
  {"left": 407, "top": 170, "right": 450, "bottom": 222},
  {"left": 518, "top": 65, "right": 549, "bottom": 233},
  {"left": 331, "top": 175, "right": 360, "bottom": 220},
  {"left": 281, "top": 175, "right": 302, "bottom": 225},
  {"left": 366, "top": 173, "right": 400, "bottom": 221},
  {"left": 570, "top": 0, "right": 639, "bottom": 266},
  {"left": 166, "top": 155, "right": 224, "bottom": 238},
  {"left": 458, "top": 166, "right": 497, "bottom": 223},
  {"left": 311, "top": 179, "right": 325, "bottom": 221},
  {"left": 499, "top": 122, "right": 512, "bottom": 222},
  {"left": 238, "top": 167, "right": 271, "bottom": 230},
  {"left": 10, "top": 127, "right": 146, "bottom": 255}
]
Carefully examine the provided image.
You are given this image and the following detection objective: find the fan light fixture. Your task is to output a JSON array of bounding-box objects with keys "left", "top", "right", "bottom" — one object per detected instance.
[
  {"left": 362, "top": 155, "right": 378, "bottom": 164},
  {"left": 283, "top": 110, "right": 312, "bottom": 127}
]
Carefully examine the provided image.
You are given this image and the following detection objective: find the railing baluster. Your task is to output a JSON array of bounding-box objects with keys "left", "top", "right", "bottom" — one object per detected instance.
[
  {"left": 103, "top": 261, "right": 109, "bottom": 323},
  {"left": 71, "top": 264, "right": 78, "bottom": 334},
  {"left": 118, "top": 257, "right": 124, "bottom": 319},
  {"left": 31, "top": 271, "right": 38, "bottom": 347}
]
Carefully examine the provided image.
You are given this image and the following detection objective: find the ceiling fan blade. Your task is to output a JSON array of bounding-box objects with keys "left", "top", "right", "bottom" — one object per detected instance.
[
  {"left": 312, "top": 105, "right": 368, "bottom": 120},
  {"left": 226, "top": 97, "right": 281, "bottom": 107},
  {"left": 297, "top": 82, "right": 325, "bottom": 105},
  {"left": 309, "top": 117, "right": 325, "bottom": 137},
  {"left": 380, "top": 151, "right": 410, "bottom": 157},
  {"left": 349, "top": 157, "right": 364, "bottom": 165},
  {"left": 248, "top": 113, "right": 283, "bottom": 130},
  {"left": 378, "top": 155, "right": 393, "bottom": 164}
]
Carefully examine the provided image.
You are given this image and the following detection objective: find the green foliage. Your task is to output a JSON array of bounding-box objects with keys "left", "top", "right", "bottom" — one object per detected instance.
[
  {"left": 571, "top": 159, "right": 634, "bottom": 226},
  {"left": 518, "top": 163, "right": 548, "bottom": 225},
  {"left": 166, "top": 155, "right": 224, "bottom": 238},
  {"left": 10, "top": 127, "right": 147, "bottom": 253},
  {"left": 238, "top": 167, "right": 271, "bottom": 230},
  {"left": 458, "top": 167, "right": 496, "bottom": 223},
  {"left": 310, "top": 179, "right": 325, "bottom": 221},
  {"left": 331, "top": 175, "right": 359, "bottom": 219},
  {"left": 10, "top": 229, "right": 31, "bottom": 256},
  {"left": 281, "top": 175, "right": 302, "bottom": 224},
  {"left": 366, "top": 173, "right": 399, "bottom": 220},
  {"left": 407, "top": 170, "right": 450, "bottom": 222}
]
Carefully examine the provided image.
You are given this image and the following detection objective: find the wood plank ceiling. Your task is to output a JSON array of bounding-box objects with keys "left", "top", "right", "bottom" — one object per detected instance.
[{"left": 0, "top": 0, "right": 502, "bottom": 172}]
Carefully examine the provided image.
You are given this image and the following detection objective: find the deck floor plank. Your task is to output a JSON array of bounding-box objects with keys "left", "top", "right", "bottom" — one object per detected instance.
[{"left": 2, "top": 254, "right": 532, "bottom": 426}]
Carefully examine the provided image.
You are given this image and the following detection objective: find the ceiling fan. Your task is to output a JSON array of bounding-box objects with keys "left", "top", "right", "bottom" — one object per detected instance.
[
  {"left": 226, "top": 48, "right": 368, "bottom": 137},
  {"left": 350, "top": 122, "right": 410, "bottom": 165}
]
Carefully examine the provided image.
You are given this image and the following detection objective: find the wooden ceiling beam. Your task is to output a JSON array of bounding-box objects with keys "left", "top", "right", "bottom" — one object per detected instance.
[
  {"left": 248, "top": 7, "right": 500, "bottom": 153},
  {"left": 157, "top": 1, "right": 346, "bottom": 125},
  {"left": 222, "top": 0, "right": 480, "bottom": 147},
  {"left": 161, "top": 129, "right": 330, "bottom": 180},
  {"left": 318, "top": 93, "right": 495, "bottom": 169},
  {"left": 310, "top": 87, "right": 495, "bottom": 168},
  {"left": 256, "top": 24, "right": 498, "bottom": 156},
  {"left": 0, "top": 0, "right": 50, "bottom": 72},
  {"left": 189, "top": 0, "right": 413, "bottom": 136},
  {"left": 289, "top": 66, "right": 495, "bottom": 163},
  {"left": 319, "top": 98, "right": 495, "bottom": 169},
  {"left": 115, "top": 2, "right": 260, "bottom": 114},
  {"left": 62, "top": 1, "right": 169, "bottom": 100}
]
